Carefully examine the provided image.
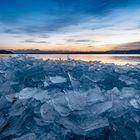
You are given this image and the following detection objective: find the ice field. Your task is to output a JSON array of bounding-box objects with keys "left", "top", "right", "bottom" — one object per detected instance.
[{"left": 0, "top": 56, "right": 140, "bottom": 140}]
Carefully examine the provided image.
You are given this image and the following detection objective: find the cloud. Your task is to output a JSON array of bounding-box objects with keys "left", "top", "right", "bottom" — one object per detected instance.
[
  {"left": 38, "top": 35, "right": 50, "bottom": 38},
  {"left": 114, "top": 41, "right": 140, "bottom": 50},
  {"left": 0, "top": 0, "right": 140, "bottom": 39},
  {"left": 0, "top": 14, "right": 81, "bottom": 37},
  {"left": 3, "top": 29, "right": 19, "bottom": 34},
  {"left": 18, "top": 15, "right": 82, "bottom": 35},
  {"left": 1, "top": 0, "right": 140, "bottom": 34},
  {"left": 24, "top": 39, "right": 48, "bottom": 44},
  {"left": 66, "top": 39, "right": 96, "bottom": 43}
]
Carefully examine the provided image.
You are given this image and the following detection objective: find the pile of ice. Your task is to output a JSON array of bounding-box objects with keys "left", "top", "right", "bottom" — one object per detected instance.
[{"left": 0, "top": 55, "right": 140, "bottom": 140}]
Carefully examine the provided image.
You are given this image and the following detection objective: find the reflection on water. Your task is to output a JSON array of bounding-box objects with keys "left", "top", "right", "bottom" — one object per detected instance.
[{"left": 0, "top": 54, "right": 140, "bottom": 65}]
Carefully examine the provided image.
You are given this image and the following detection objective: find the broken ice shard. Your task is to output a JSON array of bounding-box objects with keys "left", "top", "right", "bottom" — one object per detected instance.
[
  {"left": 68, "top": 72, "right": 80, "bottom": 90},
  {"left": 86, "top": 87, "right": 104, "bottom": 105},
  {"left": 40, "top": 102, "right": 56, "bottom": 123},
  {"left": 130, "top": 99, "right": 139, "bottom": 109},
  {"left": 50, "top": 76, "right": 67, "bottom": 84},
  {"left": 52, "top": 94, "right": 71, "bottom": 116}
]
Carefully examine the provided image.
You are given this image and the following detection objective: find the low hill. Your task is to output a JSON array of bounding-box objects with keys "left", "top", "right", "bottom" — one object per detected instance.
[
  {"left": 0, "top": 50, "right": 14, "bottom": 54},
  {"left": 13, "top": 49, "right": 140, "bottom": 54}
]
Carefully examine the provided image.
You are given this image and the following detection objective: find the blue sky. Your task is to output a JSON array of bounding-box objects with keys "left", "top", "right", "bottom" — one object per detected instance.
[{"left": 0, "top": 0, "right": 140, "bottom": 51}]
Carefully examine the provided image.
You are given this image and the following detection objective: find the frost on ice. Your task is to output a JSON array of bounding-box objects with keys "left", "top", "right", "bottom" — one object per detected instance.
[{"left": 0, "top": 56, "right": 140, "bottom": 140}]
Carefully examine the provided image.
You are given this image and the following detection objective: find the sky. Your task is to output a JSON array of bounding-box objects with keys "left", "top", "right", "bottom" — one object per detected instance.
[{"left": 0, "top": 0, "right": 140, "bottom": 51}]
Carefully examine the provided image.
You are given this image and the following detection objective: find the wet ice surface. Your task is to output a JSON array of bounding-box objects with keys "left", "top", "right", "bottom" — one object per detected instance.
[{"left": 0, "top": 56, "right": 140, "bottom": 140}]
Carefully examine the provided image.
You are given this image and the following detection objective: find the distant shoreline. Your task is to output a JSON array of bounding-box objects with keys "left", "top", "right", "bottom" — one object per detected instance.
[
  {"left": 14, "top": 52, "right": 140, "bottom": 54},
  {"left": 0, "top": 50, "right": 140, "bottom": 54}
]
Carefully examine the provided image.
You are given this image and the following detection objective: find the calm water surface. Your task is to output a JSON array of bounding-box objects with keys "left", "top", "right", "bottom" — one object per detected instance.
[{"left": 0, "top": 54, "right": 140, "bottom": 65}]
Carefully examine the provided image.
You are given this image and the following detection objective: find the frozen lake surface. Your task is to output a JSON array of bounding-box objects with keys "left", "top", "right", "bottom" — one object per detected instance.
[
  {"left": 0, "top": 54, "right": 140, "bottom": 65},
  {"left": 0, "top": 56, "right": 140, "bottom": 140}
]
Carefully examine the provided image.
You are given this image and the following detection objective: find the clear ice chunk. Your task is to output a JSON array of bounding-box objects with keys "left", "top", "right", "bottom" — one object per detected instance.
[
  {"left": 16, "top": 88, "right": 37, "bottom": 100},
  {"left": 50, "top": 76, "right": 67, "bottom": 84},
  {"left": 86, "top": 87, "right": 104, "bottom": 105},
  {"left": 52, "top": 94, "right": 70, "bottom": 116},
  {"left": 16, "top": 88, "right": 48, "bottom": 102},
  {"left": 121, "top": 87, "right": 136, "bottom": 99},
  {"left": 110, "top": 100, "right": 129, "bottom": 118},
  {"left": 68, "top": 72, "right": 80, "bottom": 90},
  {"left": 90, "top": 101, "right": 112, "bottom": 115},
  {"left": 66, "top": 90, "right": 87, "bottom": 111},
  {"left": 33, "top": 90, "right": 48, "bottom": 103},
  {"left": 119, "top": 75, "right": 139, "bottom": 86},
  {"left": 40, "top": 102, "right": 56, "bottom": 123},
  {"left": 130, "top": 99, "right": 139, "bottom": 109},
  {"left": 83, "top": 117, "right": 109, "bottom": 132}
]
